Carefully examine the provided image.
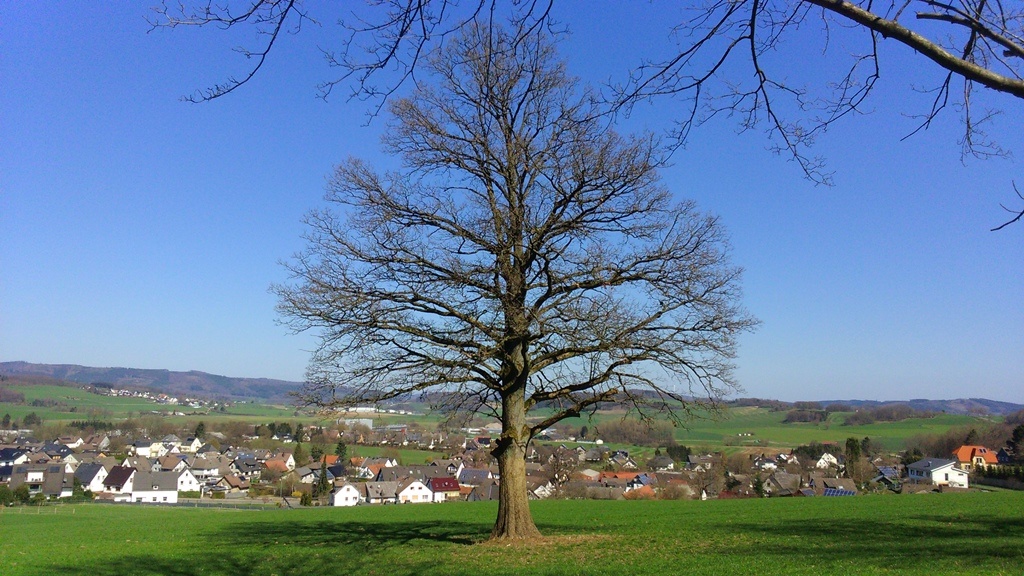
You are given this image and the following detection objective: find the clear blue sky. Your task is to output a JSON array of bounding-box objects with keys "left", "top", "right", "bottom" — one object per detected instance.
[{"left": 2, "top": 3, "right": 1021, "bottom": 403}]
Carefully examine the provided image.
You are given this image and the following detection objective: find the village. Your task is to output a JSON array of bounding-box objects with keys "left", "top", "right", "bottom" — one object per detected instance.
[{"left": 2, "top": 414, "right": 1019, "bottom": 508}]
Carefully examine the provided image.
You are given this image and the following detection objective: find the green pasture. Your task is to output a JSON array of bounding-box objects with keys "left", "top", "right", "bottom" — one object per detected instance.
[
  {"left": 2, "top": 492, "right": 1021, "bottom": 575},
  {"left": 553, "top": 405, "right": 988, "bottom": 452},
  {"left": 672, "top": 410, "right": 987, "bottom": 452},
  {"left": 1, "top": 383, "right": 997, "bottom": 455}
]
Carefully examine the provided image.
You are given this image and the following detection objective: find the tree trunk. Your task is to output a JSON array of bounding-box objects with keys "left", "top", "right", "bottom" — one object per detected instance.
[{"left": 491, "top": 386, "right": 541, "bottom": 540}]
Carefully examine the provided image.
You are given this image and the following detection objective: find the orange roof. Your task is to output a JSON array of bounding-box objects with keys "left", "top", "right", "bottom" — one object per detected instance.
[
  {"left": 952, "top": 445, "right": 998, "bottom": 465},
  {"left": 264, "top": 458, "right": 290, "bottom": 472},
  {"left": 599, "top": 471, "right": 641, "bottom": 482},
  {"left": 320, "top": 455, "right": 339, "bottom": 465}
]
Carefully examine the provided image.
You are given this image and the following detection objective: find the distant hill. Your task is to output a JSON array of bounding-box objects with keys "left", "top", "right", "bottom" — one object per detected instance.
[
  {"left": 816, "top": 398, "right": 1023, "bottom": 416},
  {"left": 0, "top": 361, "right": 302, "bottom": 403}
]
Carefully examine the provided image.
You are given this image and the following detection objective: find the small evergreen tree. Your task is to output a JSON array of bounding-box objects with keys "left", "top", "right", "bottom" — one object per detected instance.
[
  {"left": 965, "top": 428, "right": 979, "bottom": 445},
  {"left": 753, "top": 474, "right": 766, "bottom": 498},
  {"left": 335, "top": 440, "right": 348, "bottom": 459},
  {"left": 314, "top": 458, "right": 331, "bottom": 501},
  {"left": 310, "top": 444, "right": 324, "bottom": 463},
  {"left": 292, "top": 443, "right": 307, "bottom": 466},
  {"left": 845, "top": 437, "right": 862, "bottom": 480},
  {"left": 194, "top": 421, "right": 206, "bottom": 439}
]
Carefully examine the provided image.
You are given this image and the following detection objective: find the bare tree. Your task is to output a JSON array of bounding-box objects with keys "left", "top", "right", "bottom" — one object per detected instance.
[
  {"left": 152, "top": 0, "right": 1024, "bottom": 227},
  {"left": 274, "top": 22, "right": 754, "bottom": 539}
]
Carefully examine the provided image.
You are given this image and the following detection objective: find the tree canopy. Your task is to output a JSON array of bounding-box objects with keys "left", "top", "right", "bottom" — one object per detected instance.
[{"left": 274, "top": 22, "right": 755, "bottom": 539}]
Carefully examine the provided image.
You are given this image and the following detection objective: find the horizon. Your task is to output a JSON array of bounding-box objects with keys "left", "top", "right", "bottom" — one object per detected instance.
[
  {"left": 2, "top": 360, "right": 1020, "bottom": 407},
  {"left": 2, "top": 4, "right": 1021, "bottom": 404}
]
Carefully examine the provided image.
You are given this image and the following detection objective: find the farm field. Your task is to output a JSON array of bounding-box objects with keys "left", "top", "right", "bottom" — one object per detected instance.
[
  {"left": 2, "top": 492, "right": 1022, "bottom": 575},
  {"left": 0, "top": 380, "right": 1000, "bottom": 453}
]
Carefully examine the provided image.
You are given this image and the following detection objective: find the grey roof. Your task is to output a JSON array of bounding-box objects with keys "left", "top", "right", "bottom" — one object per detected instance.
[
  {"left": 132, "top": 471, "right": 180, "bottom": 492},
  {"left": 907, "top": 458, "right": 958, "bottom": 473},
  {"left": 360, "top": 481, "right": 399, "bottom": 500},
  {"left": 458, "top": 468, "right": 492, "bottom": 485},
  {"left": 74, "top": 462, "right": 106, "bottom": 484}
]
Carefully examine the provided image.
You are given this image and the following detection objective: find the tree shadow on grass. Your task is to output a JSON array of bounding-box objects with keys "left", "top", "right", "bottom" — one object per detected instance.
[
  {"left": 718, "top": 512, "right": 1024, "bottom": 571},
  {"left": 50, "top": 516, "right": 572, "bottom": 576}
]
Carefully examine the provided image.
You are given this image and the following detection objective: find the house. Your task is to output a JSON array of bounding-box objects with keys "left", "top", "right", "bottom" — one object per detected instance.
[
  {"left": 609, "top": 452, "right": 638, "bottom": 470},
  {"left": 102, "top": 465, "right": 137, "bottom": 502},
  {"left": 355, "top": 457, "right": 397, "bottom": 479},
  {"left": 82, "top": 434, "right": 111, "bottom": 452},
  {"left": 527, "top": 476, "right": 555, "bottom": 499},
  {"left": 330, "top": 483, "right": 362, "bottom": 506},
  {"left": 157, "top": 455, "right": 188, "bottom": 472},
  {"left": 815, "top": 453, "right": 841, "bottom": 470},
  {"left": 952, "top": 445, "right": 998, "bottom": 472},
  {"left": 9, "top": 463, "right": 74, "bottom": 499},
  {"left": 752, "top": 455, "right": 778, "bottom": 472},
  {"left": 131, "top": 471, "right": 180, "bottom": 504},
  {"left": 0, "top": 448, "right": 29, "bottom": 467},
  {"left": 872, "top": 465, "right": 902, "bottom": 491},
  {"left": 458, "top": 468, "right": 493, "bottom": 487},
  {"left": 232, "top": 457, "right": 262, "bottom": 479},
  {"left": 216, "top": 474, "right": 250, "bottom": 493},
  {"left": 467, "top": 478, "right": 500, "bottom": 501},
  {"left": 161, "top": 434, "right": 183, "bottom": 450},
  {"left": 686, "top": 454, "right": 719, "bottom": 472},
  {"left": 907, "top": 459, "right": 969, "bottom": 488},
  {"left": 180, "top": 437, "right": 203, "bottom": 453},
  {"left": 131, "top": 440, "right": 168, "bottom": 459},
  {"left": 647, "top": 455, "right": 676, "bottom": 471},
  {"left": 427, "top": 477, "right": 461, "bottom": 502},
  {"left": 190, "top": 455, "right": 231, "bottom": 482},
  {"left": 360, "top": 481, "right": 399, "bottom": 504},
  {"left": 42, "top": 442, "right": 74, "bottom": 460},
  {"left": 57, "top": 435, "right": 84, "bottom": 449},
  {"left": 819, "top": 478, "right": 858, "bottom": 496},
  {"left": 263, "top": 457, "right": 292, "bottom": 475},
  {"left": 765, "top": 472, "right": 801, "bottom": 497},
  {"left": 997, "top": 448, "right": 1015, "bottom": 465},
  {"left": 397, "top": 478, "right": 432, "bottom": 503},
  {"left": 175, "top": 468, "right": 201, "bottom": 493},
  {"left": 123, "top": 456, "right": 158, "bottom": 472},
  {"left": 429, "top": 459, "right": 465, "bottom": 478},
  {"left": 73, "top": 462, "right": 109, "bottom": 493}
]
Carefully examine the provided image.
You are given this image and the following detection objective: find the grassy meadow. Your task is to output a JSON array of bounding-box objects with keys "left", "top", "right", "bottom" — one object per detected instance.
[{"left": 2, "top": 492, "right": 1022, "bottom": 575}]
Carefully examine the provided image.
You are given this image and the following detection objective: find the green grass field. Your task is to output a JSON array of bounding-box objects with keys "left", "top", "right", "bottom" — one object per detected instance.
[{"left": 2, "top": 492, "right": 1021, "bottom": 575}]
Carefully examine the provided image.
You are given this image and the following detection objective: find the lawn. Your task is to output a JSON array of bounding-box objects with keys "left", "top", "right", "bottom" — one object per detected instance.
[{"left": 2, "top": 492, "right": 1021, "bottom": 575}]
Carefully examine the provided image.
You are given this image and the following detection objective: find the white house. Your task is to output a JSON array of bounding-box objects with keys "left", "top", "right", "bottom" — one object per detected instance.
[
  {"left": 330, "top": 483, "right": 362, "bottom": 507},
  {"left": 176, "top": 469, "right": 201, "bottom": 493},
  {"left": 815, "top": 453, "right": 840, "bottom": 470},
  {"left": 426, "top": 477, "right": 461, "bottom": 502},
  {"left": 907, "top": 459, "right": 969, "bottom": 488},
  {"left": 131, "top": 471, "right": 180, "bottom": 504},
  {"left": 397, "top": 479, "right": 432, "bottom": 503},
  {"left": 73, "top": 462, "right": 109, "bottom": 493},
  {"left": 181, "top": 437, "right": 203, "bottom": 453},
  {"left": 102, "top": 465, "right": 136, "bottom": 502}
]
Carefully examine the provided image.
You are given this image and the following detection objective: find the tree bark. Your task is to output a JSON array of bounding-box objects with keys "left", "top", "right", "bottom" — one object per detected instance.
[{"left": 490, "top": 385, "right": 541, "bottom": 540}]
